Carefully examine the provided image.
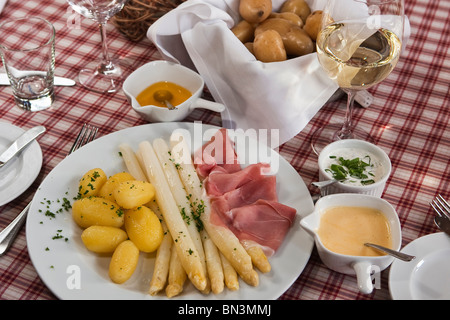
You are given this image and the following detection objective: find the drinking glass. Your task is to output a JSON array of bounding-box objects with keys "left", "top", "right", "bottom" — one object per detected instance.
[
  {"left": 0, "top": 17, "right": 56, "bottom": 111},
  {"left": 311, "top": 0, "right": 405, "bottom": 154},
  {"left": 67, "top": 0, "right": 129, "bottom": 93}
]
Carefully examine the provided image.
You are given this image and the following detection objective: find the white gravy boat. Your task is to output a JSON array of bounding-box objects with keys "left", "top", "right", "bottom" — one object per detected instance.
[
  {"left": 123, "top": 60, "right": 225, "bottom": 122},
  {"left": 300, "top": 194, "right": 402, "bottom": 294}
]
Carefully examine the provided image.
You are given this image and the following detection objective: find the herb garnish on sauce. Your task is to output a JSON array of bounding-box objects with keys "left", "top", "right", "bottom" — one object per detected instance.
[{"left": 326, "top": 155, "right": 375, "bottom": 185}]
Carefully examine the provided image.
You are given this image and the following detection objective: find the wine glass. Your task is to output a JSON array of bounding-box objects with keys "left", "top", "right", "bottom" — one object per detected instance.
[
  {"left": 311, "top": 0, "right": 404, "bottom": 154},
  {"left": 68, "top": 0, "right": 129, "bottom": 93}
]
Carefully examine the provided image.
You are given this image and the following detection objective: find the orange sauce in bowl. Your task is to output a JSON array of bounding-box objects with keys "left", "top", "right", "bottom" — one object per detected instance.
[
  {"left": 136, "top": 81, "right": 192, "bottom": 108},
  {"left": 318, "top": 206, "right": 392, "bottom": 256}
]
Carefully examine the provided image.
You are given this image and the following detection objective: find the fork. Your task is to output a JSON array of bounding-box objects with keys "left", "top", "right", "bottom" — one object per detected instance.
[
  {"left": 430, "top": 194, "right": 450, "bottom": 236},
  {"left": 0, "top": 123, "right": 99, "bottom": 257}
]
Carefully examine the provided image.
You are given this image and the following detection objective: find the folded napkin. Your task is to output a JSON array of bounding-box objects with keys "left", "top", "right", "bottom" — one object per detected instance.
[
  {"left": 147, "top": 0, "right": 409, "bottom": 147},
  {"left": 148, "top": 0, "right": 338, "bottom": 147}
]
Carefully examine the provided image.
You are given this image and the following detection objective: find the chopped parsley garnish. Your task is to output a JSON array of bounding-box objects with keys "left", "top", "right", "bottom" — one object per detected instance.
[
  {"left": 61, "top": 197, "right": 72, "bottom": 211},
  {"left": 326, "top": 155, "right": 375, "bottom": 185},
  {"left": 116, "top": 208, "right": 124, "bottom": 217},
  {"left": 180, "top": 207, "right": 191, "bottom": 225},
  {"left": 52, "top": 229, "right": 68, "bottom": 242},
  {"left": 191, "top": 199, "right": 205, "bottom": 232}
]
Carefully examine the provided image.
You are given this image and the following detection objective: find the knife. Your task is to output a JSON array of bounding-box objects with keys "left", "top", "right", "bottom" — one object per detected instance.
[
  {"left": 0, "top": 125, "right": 46, "bottom": 168},
  {"left": 0, "top": 73, "right": 76, "bottom": 86}
]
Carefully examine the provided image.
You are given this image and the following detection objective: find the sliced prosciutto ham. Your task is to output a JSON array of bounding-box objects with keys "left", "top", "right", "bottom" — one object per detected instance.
[
  {"left": 209, "top": 198, "right": 296, "bottom": 256},
  {"left": 229, "top": 200, "right": 296, "bottom": 255},
  {"left": 194, "top": 128, "right": 241, "bottom": 179},
  {"left": 218, "top": 175, "right": 278, "bottom": 209},
  {"left": 195, "top": 128, "right": 297, "bottom": 256},
  {"left": 205, "top": 162, "right": 271, "bottom": 196},
  {"left": 209, "top": 176, "right": 278, "bottom": 225}
]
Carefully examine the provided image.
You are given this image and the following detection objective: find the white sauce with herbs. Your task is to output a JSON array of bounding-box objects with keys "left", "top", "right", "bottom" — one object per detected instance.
[{"left": 323, "top": 147, "right": 385, "bottom": 186}]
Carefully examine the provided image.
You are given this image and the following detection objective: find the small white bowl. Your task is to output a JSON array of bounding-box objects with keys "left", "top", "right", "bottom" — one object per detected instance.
[
  {"left": 317, "top": 139, "right": 391, "bottom": 197},
  {"left": 300, "top": 193, "right": 402, "bottom": 294},
  {"left": 123, "top": 60, "right": 225, "bottom": 122}
]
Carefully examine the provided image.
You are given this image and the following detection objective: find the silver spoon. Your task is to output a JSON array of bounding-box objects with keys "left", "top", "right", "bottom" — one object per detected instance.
[
  {"left": 364, "top": 243, "right": 415, "bottom": 262},
  {"left": 153, "top": 90, "right": 176, "bottom": 110},
  {"left": 311, "top": 179, "right": 340, "bottom": 189}
]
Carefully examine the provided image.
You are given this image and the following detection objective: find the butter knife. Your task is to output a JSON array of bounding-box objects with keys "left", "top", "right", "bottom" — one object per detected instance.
[
  {"left": 0, "top": 73, "right": 76, "bottom": 86},
  {"left": 0, "top": 125, "right": 46, "bottom": 168}
]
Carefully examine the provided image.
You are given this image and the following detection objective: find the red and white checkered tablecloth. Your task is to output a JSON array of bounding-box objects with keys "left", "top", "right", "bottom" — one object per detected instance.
[{"left": 0, "top": 0, "right": 448, "bottom": 301}]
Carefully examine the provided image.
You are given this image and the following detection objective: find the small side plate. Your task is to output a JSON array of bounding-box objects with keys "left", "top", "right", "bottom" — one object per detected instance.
[
  {"left": 0, "top": 122, "right": 43, "bottom": 206},
  {"left": 389, "top": 232, "right": 450, "bottom": 299}
]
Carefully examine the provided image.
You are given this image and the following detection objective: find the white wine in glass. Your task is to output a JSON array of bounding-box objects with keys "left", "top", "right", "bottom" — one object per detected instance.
[
  {"left": 68, "top": 0, "right": 129, "bottom": 93},
  {"left": 311, "top": 0, "right": 404, "bottom": 154}
]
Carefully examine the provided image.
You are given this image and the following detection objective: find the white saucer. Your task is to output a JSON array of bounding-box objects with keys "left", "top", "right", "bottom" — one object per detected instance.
[
  {"left": 0, "top": 122, "right": 43, "bottom": 206},
  {"left": 389, "top": 232, "right": 450, "bottom": 299}
]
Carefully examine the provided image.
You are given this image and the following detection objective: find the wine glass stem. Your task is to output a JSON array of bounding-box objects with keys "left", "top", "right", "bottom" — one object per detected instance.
[
  {"left": 98, "top": 22, "right": 114, "bottom": 73},
  {"left": 338, "top": 89, "right": 357, "bottom": 140}
]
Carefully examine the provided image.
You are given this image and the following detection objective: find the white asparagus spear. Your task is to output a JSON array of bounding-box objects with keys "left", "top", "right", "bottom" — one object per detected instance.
[
  {"left": 138, "top": 140, "right": 207, "bottom": 291},
  {"left": 169, "top": 132, "right": 258, "bottom": 286}
]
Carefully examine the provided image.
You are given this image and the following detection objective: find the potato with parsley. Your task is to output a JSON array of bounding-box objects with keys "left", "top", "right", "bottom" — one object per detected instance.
[
  {"left": 124, "top": 206, "right": 163, "bottom": 253},
  {"left": 78, "top": 168, "right": 107, "bottom": 198},
  {"left": 98, "top": 172, "right": 135, "bottom": 202},
  {"left": 113, "top": 180, "right": 156, "bottom": 209},
  {"left": 81, "top": 226, "right": 128, "bottom": 253},
  {"left": 72, "top": 197, "right": 124, "bottom": 228},
  {"left": 109, "top": 240, "right": 140, "bottom": 284}
]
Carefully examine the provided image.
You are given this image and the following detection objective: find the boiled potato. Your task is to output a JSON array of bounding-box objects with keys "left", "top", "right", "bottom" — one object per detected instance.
[
  {"left": 239, "top": 0, "right": 272, "bottom": 24},
  {"left": 231, "top": 20, "right": 255, "bottom": 43},
  {"left": 113, "top": 180, "right": 155, "bottom": 209},
  {"left": 254, "top": 18, "right": 294, "bottom": 38},
  {"left": 280, "top": 0, "right": 311, "bottom": 23},
  {"left": 269, "top": 12, "right": 304, "bottom": 28},
  {"left": 255, "top": 18, "right": 313, "bottom": 57},
  {"left": 78, "top": 168, "right": 107, "bottom": 198},
  {"left": 253, "top": 30, "right": 287, "bottom": 62},
  {"left": 98, "top": 171, "right": 135, "bottom": 202},
  {"left": 244, "top": 42, "right": 254, "bottom": 55},
  {"left": 284, "top": 27, "right": 315, "bottom": 56},
  {"left": 124, "top": 206, "right": 163, "bottom": 253},
  {"left": 81, "top": 226, "right": 128, "bottom": 253},
  {"left": 304, "top": 10, "right": 323, "bottom": 41},
  {"left": 229, "top": 0, "right": 317, "bottom": 62},
  {"left": 109, "top": 240, "right": 139, "bottom": 284},
  {"left": 72, "top": 196, "right": 124, "bottom": 228}
]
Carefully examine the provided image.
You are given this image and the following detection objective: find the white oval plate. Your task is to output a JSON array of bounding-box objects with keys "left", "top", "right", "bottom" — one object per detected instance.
[
  {"left": 26, "top": 122, "right": 314, "bottom": 300},
  {"left": 389, "top": 232, "right": 450, "bottom": 299},
  {"left": 0, "top": 122, "right": 43, "bottom": 206}
]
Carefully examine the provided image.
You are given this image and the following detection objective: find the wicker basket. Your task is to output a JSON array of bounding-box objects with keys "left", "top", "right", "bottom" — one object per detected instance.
[{"left": 112, "top": 0, "right": 186, "bottom": 42}]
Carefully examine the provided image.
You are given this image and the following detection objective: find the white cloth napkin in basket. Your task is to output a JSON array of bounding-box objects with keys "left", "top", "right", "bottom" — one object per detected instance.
[
  {"left": 149, "top": 0, "right": 408, "bottom": 147},
  {"left": 148, "top": 0, "right": 338, "bottom": 147}
]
